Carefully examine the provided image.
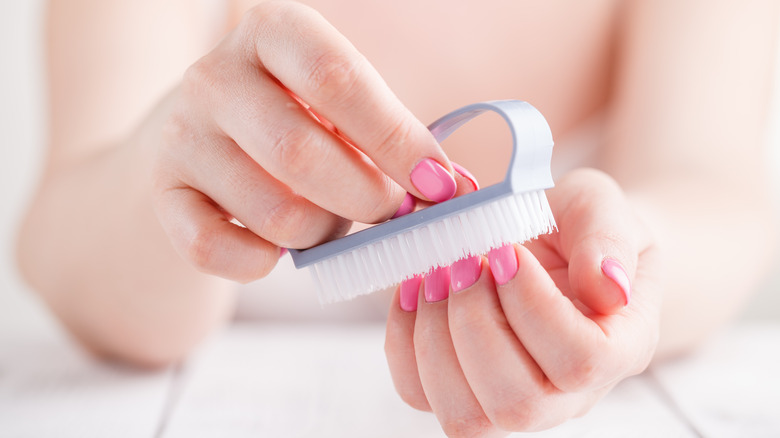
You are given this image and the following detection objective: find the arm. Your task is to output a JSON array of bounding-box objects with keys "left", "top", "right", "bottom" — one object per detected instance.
[
  {"left": 18, "top": 0, "right": 460, "bottom": 368},
  {"left": 16, "top": 0, "right": 234, "bottom": 367},
  {"left": 605, "top": 0, "right": 779, "bottom": 357}
]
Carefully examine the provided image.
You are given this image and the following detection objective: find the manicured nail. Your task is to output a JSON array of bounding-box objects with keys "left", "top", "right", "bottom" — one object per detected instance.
[
  {"left": 279, "top": 247, "right": 288, "bottom": 258},
  {"left": 424, "top": 266, "right": 451, "bottom": 303},
  {"left": 400, "top": 276, "right": 422, "bottom": 312},
  {"left": 410, "top": 158, "right": 456, "bottom": 203},
  {"left": 601, "top": 258, "right": 631, "bottom": 306},
  {"left": 452, "top": 162, "right": 480, "bottom": 191},
  {"left": 391, "top": 193, "right": 416, "bottom": 219},
  {"left": 488, "top": 244, "right": 518, "bottom": 285},
  {"left": 451, "top": 255, "right": 482, "bottom": 293}
]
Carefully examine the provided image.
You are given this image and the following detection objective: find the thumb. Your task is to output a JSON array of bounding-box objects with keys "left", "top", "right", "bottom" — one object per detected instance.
[{"left": 551, "top": 169, "right": 647, "bottom": 315}]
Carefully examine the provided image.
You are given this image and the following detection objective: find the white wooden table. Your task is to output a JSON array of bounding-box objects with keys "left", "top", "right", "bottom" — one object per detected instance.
[{"left": 2, "top": 309, "right": 779, "bottom": 438}]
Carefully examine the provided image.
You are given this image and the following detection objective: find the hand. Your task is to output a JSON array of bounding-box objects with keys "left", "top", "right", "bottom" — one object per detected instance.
[
  {"left": 385, "top": 168, "right": 662, "bottom": 436},
  {"left": 152, "top": 1, "right": 458, "bottom": 282}
]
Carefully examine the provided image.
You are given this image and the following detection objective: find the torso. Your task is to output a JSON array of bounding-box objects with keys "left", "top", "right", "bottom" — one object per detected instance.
[{"left": 236, "top": 0, "right": 619, "bottom": 180}]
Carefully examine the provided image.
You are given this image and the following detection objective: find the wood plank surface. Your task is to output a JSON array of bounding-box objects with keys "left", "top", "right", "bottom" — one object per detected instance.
[
  {"left": 0, "top": 331, "right": 173, "bottom": 438},
  {"left": 161, "top": 323, "right": 694, "bottom": 438}
]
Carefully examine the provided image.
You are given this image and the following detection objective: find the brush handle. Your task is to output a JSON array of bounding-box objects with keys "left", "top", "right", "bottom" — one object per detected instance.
[
  {"left": 427, "top": 100, "right": 554, "bottom": 194},
  {"left": 290, "top": 100, "right": 554, "bottom": 268}
]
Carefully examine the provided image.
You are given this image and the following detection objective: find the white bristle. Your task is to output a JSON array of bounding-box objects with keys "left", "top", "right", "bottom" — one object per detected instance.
[{"left": 312, "top": 189, "right": 557, "bottom": 304}]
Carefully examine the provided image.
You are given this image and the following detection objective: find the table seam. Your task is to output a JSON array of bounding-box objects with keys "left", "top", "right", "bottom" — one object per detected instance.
[
  {"left": 644, "top": 369, "right": 706, "bottom": 438},
  {"left": 154, "top": 361, "right": 187, "bottom": 438}
]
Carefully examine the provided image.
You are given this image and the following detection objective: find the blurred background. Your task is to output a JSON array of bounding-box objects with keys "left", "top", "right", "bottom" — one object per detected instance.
[{"left": 1, "top": 0, "right": 778, "bottom": 344}]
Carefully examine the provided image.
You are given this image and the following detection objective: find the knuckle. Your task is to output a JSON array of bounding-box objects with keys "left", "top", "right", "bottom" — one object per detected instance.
[
  {"left": 241, "top": 0, "right": 359, "bottom": 102},
  {"left": 184, "top": 225, "right": 220, "bottom": 274},
  {"left": 234, "top": 249, "right": 276, "bottom": 284},
  {"left": 241, "top": 1, "right": 272, "bottom": 27},
  {"left": 260, "top": 196, "right": 310, "bottom": 247},
  {"left": 550, "top": 351, "right": 605, "bottom": 392},
  {"left": 412, "top": 324, "right": 447, "bottom": 362},
  {"left": 157, "top": 112, "right": 212, "bottom": 185},
  {"left": 161, "top": 111, "right": 193, "bottom": 150},
  {"left": 305, "top": 50, "right": 365, "bottom": 106},
  {"left": 440, "top": 413, "right": 495, "bottom": 438},
  {"left": 268, "top": 126, "right": 325, "bottom": 179},
  {"left": 448, "top": 304, "right": 506, "bottom": 342},
  {"left": 359, "top": 177, "right": 398, "bottom": 223},
  {"left": 396, "top": 387, "right": 430, "bottom": 413},
  {"left": 370, "top": 115, "right": 416, "bottom": 159},
  {"left": 487, "top": 399, "right": 544, "bottom": 432},
  {"left": 241, "top": 1, "right": 320, "bottom": 50},
  {"left": 242, "top": 0, "right": 296, "bottom": 30},
  {"left": 181, "top": 59, "right": 220, "bottom": 98}
]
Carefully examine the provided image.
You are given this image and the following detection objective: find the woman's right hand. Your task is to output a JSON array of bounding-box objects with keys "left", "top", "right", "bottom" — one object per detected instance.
[{"left": 153, "top": 1, "right": 456, "bottom": 283}]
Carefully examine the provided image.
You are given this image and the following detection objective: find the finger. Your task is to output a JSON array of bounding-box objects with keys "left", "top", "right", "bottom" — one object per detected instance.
[
  {"left": 187, "top": 51, "right": 411, "bottom": 224},
  {"left": 548, "top": 169, "right": 651, "bottom": 314},
  {"left": 414, "top": 267, "right": 501, "bottom": 437},
  {"left": 386, "top": 165, "right": 481, "bottom": 415},
  {"left": 384, "top": 277, "right": 431, "bottom": 412},
  {"left": 413, "top": 161, "right": 482, "bottom": 211},
  {"left": 246, "top": 1, "right": 457, "bottom": 203},
  {"left": 153, "top": 185, "right": 279, "bottom": 283},
  {"left": 493, "top": 243, "right": 634, "bottom": 393},
  {"left": 163, "top": 122, "right": 350, "bottom": 249},
  {"left": 448, "top": 256, "right": 585, "bottom": 432}
]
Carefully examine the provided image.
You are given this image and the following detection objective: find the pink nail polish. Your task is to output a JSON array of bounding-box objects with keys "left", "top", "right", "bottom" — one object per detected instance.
[
  {"left": 601, "top": 258, "right": 631, "bottom": 306},
  {"left": 410, "top": 159, "right": 456, "bottom": 203},
  {"left": 488, "top": 244, "right": 518, "bottom": 286},
  {"left": 451, "top": 255, "right": 481, "bottom": 293},
  {"left": 279, "top": 247, "right": 288, "bottom": 258},
  {"left": 452, "top": 162, "right": 480, "bottom": 191},
  {"left": 391, "top": 193, "right": 416, "bottom": 219},
  {"left": 424, "top": 266, "right": 451, "bottom": 303},
  {"left": 400, "top": 276, "right": 422, "bottom": 312}
]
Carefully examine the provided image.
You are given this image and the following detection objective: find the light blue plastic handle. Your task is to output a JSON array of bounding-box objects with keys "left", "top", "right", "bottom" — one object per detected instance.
[{"left": 290, "top": 100, "right": 554, "bottom": 268}]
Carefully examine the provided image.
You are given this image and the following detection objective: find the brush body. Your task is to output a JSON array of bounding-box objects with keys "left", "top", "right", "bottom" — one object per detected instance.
[{"left": 290, "top": 100, "right": 556, "bottom": 303}]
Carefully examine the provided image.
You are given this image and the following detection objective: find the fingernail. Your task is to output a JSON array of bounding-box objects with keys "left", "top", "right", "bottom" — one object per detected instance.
[
  {"left": 601, "top": 258, "right": 631, "bottom": 306},
  {"left": 452, "top": 162, "right": 480, "bottom": 191},
  {"left": 410, "top": 158, "right": 457, "bottom": 203},
  {"left": 488, "top": 244, "right": 518, "bottom": 285},
  {"left": 400, "top": 276, "right": 422, "bottom": 312},
  {"left": 424, "top": 266, "right": 451, "bottom": 303},
  {"left": 451, "top": 255, "right": 482, "bottom": 293},
  {"left": 279, "top": 247, "right": 288, "bottom": 258},
  {"left": 391, "top": 193, "right": 416, "bottom": 219}
]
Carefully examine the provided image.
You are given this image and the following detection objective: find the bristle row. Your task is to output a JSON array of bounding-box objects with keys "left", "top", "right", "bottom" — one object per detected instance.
[{"left": 311, "top": 190, "right": 556, "bottom": 304}]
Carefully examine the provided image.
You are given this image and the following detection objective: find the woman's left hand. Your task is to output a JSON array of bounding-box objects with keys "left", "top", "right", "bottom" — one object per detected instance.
[{"left": 384, "top": 168, "right": 662, "bottom": 436}]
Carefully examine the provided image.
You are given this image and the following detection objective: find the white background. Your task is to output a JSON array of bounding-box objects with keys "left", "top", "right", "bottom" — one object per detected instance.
[{"left": 1, "top": 0, "right": 778, "bottom": 341}]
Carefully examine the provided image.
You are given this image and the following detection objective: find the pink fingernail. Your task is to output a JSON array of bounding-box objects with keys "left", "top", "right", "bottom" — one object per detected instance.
[
  {"left": 452, "top": 162, "right": 480, "bottom": 191},
  {"left": 400, "top": 276, "right": 422, "bottom": 312},
  {"left": 488, "top": 244, "right": 518, "bottom": 286},
  {"left": 279, "top": 247, "right": 288, "bottom": 258},
  {"left": 601, "top": 258, "right": 631, "bottom": 306},
  {"left": 391, "top": 193, "right": 416, "bottom": 219},
  {"left": 410, "top": 159, "right": 456, "bottom": 203},
  {"left": 451, "top": 255, "right": 482, "bottom": 293},
  {"left": 424, "top": 266, "right": 451, "bottom": 303}
]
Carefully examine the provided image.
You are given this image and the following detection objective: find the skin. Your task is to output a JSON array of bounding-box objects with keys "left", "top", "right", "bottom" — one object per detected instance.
[{"left": 16, "top": 0, "right": 779, "bottom": 434}]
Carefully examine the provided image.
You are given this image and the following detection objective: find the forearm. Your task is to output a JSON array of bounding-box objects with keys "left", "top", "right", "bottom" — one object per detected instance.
[
  {"left": 601, "top": 0, "right": 779, "bottom": 358},
  {"left": 17, "top": 94, "right": 235, "bottom": 367},
  {"left": 623, "top": 172, "right": 777, "bottom": 359}
]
